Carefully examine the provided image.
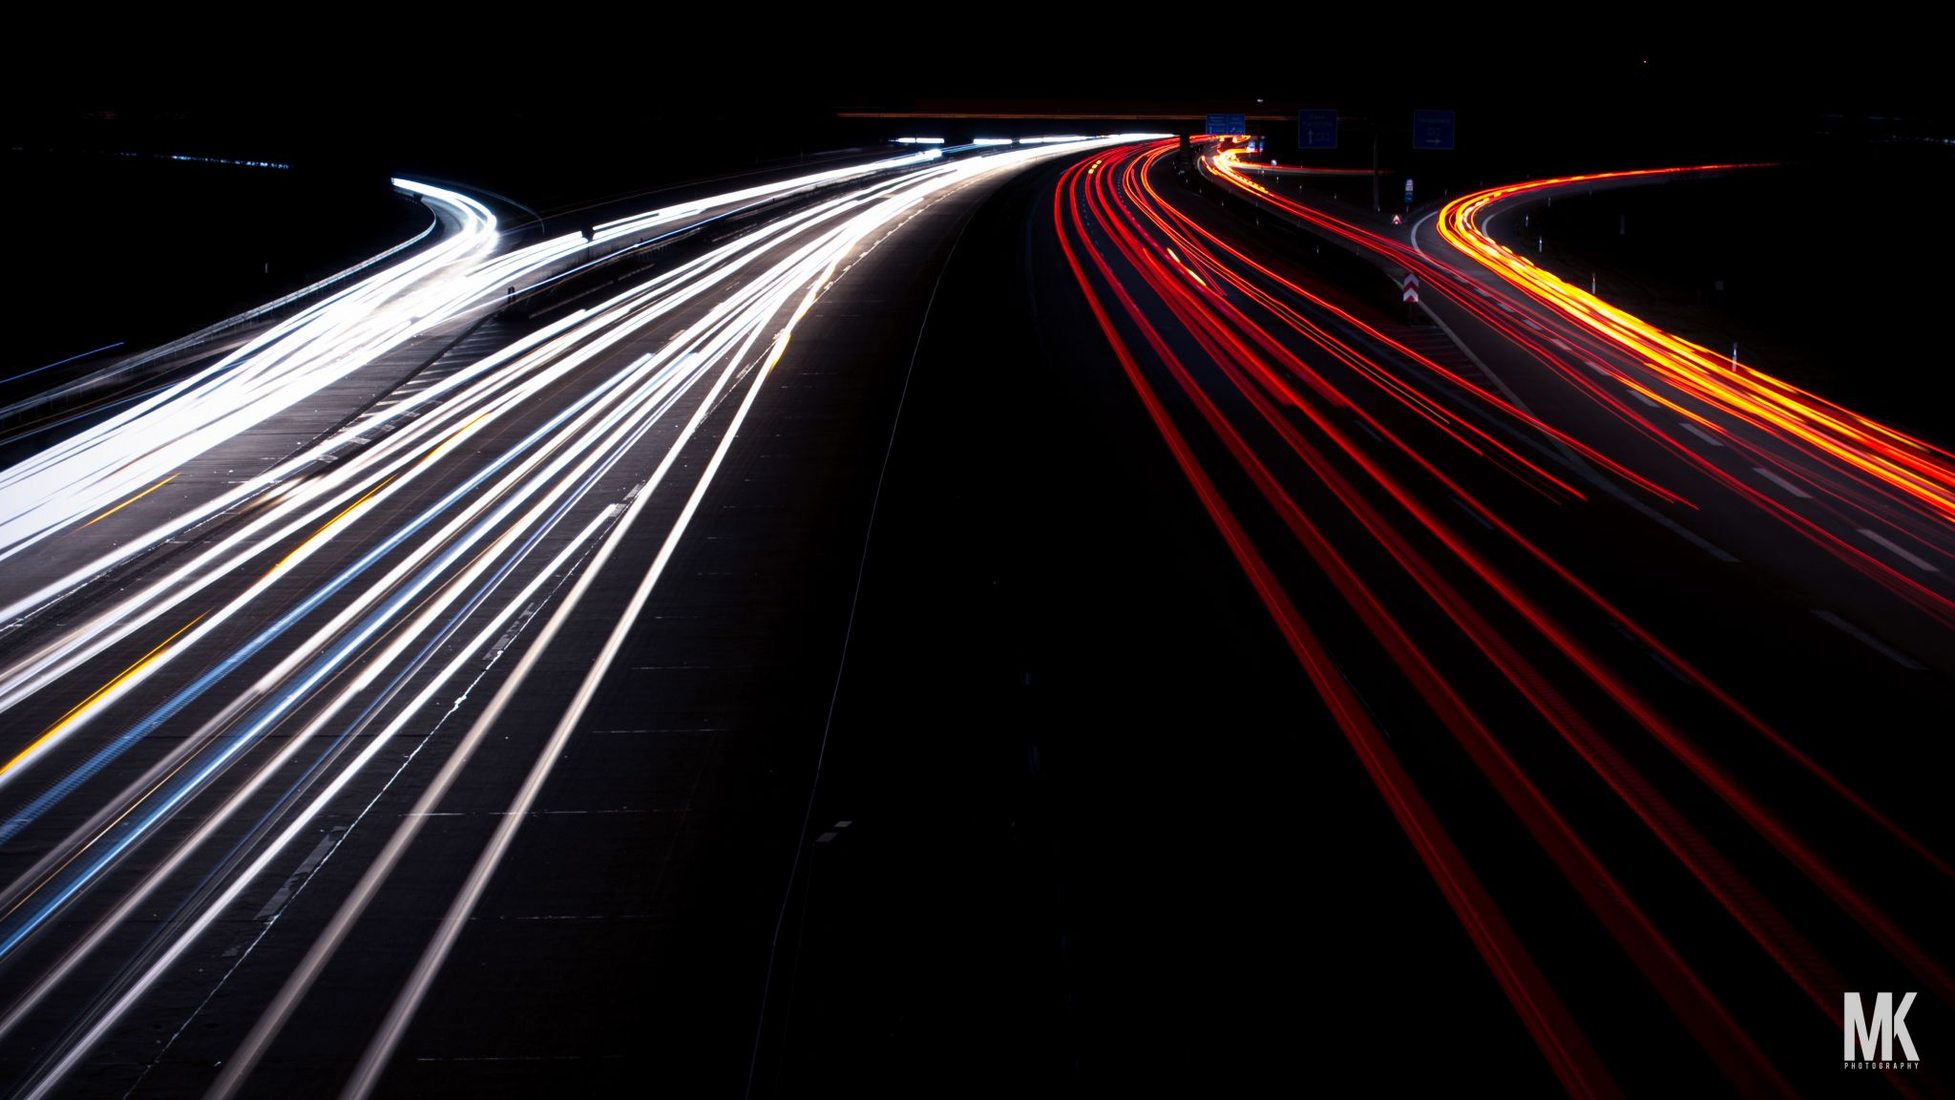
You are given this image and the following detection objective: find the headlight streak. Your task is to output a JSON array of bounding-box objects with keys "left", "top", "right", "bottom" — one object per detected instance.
[
  {"left": 0, "top": 473, "right": 395, "bottom": 813},
  {"left": 244, "top": 141, "right": 1137, "bottom": 1100},
  {"left": 0, "top": 614, "right": 202, "bottom": 785},
  {"left": 0, "top": 136, "right": 1143, "bottom": 1099},
  {"left": 0, "top": 217, "right": 860, "bottom": 917},
  {"left": 0, "top": 501, "right": 624, "bottom": 1069},
  {"left": 347, "top": 251, "right": 810, "bottom": 1100},
  {"left": 0, "top": 151, "right": 955, "bottom": 626},
  {"left": 1058, "top": 142, "right": 1954, "bottom": 1096},
  {"left": 0, "top": 161, "right": 981, "bottom": 780},
  {"left": 0, "top": 183, "right": 499, "bottom": 566}
]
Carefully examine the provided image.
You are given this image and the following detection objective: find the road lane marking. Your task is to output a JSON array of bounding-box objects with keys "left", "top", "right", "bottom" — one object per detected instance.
[
  {"left": 1679, "top": 422, "right": 1725, "bottom": 448},
  {"left": 79, "top": 473, "right": 180, "bottom": 530},
  {"left": 1812, "top": 609, "right": 1925, "bottom": 669},
  {"left": 1752, "top": 467, "right": 1811, "bottom": 498},
  {"left": 1451, "top": 497, "right": 1493, "bottom": 530},
  {"left": 1857, "top": 528, "right": 1940, "bottom": 572},
  {"left": 1413, "top": 294, "right": 1737, "bottom": 565},
  {"left": 252, "top": 829, "right": 344, "bottom": 920}
]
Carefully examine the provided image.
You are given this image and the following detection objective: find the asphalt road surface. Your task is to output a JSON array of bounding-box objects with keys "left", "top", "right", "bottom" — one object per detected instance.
[
  {"left": 0, "top": 140, "right": 1137, "bottom": 1098},
  {"left": 996, "top": 139, "right": 1952, "bottom": 1096},
  {"left": 4, "top": 134, "right": 1949, "bottom": 1099}
]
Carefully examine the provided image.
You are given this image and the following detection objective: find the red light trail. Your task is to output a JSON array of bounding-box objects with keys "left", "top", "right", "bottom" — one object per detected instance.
[{"left": 1056, "top": 139, "right": 1952, "bottom": 1096}]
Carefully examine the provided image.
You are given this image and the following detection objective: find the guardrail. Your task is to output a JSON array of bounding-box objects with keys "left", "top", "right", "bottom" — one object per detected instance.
[
  {"left": 496, "top": 157, "right": 934, "bottom": 322},
  {"left": 0, "top": 188, "right": 442, "bottom": 430},
  {"left": 1190, "top": 154, "right": 1413, "bottom": 318}
]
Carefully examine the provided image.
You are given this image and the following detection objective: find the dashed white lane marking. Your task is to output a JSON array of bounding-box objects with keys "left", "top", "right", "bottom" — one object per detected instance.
[
  {"left": 1452, "top": 497, "right": 1493, "bottom": 530},
  {"left": 1752, "top": 467, "right": 1812, "bottom": 498},
  {"left": 1857, "top": 528, "right": 1940, "bottom": 572},
  {"left": 252, "top": 830, "right": 343, "bottom": 920},
  {"left": 1629, "top": 391, "right": 1660, "bottom": 408},
  {"left": 1679, "top": 422, "right": 1725, "bottom": 448},
  {"left": 1414, "top": 293, "right": 1737, "bottom": 567},
  {"left": 1582, "top": 360, "right": 1612, "bottom": 377},
  {"left": 1812, "top": 609, "right": 1925, "bottom": 669}
]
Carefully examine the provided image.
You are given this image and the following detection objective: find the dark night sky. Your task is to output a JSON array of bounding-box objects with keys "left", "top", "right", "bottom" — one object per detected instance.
[
  {"left": 8, "top": 18, "right": 1950, "bottom": 145},
  {"left": 7, "top": 19, "right": 1950, "bottom": 236},
  {"left": 9, "top": 17, "right": 1949, "bottom": 344}
]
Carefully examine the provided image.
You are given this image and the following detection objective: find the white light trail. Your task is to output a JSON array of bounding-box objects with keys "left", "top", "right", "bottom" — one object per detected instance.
[{"left": 0, "top": 136, "right": 1147, "bottom": 1100}]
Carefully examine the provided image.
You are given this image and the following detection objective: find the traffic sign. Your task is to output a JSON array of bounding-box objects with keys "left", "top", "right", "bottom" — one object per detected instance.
[
  {"left": 1401, "top": 273, "right": 1420, "bottom": 303},
  {"left": 1404, "top": 177, "right": 1415, "bottom": 205},
  {"left": 1412, "top": 109, "right": 1456, "bottom": 150},
  {"left": 1297, "top": 109, "right": 1337, "bottom": 149},
  {"left": 1204, "top": 113, "right": 1247, "bottom": 136}
]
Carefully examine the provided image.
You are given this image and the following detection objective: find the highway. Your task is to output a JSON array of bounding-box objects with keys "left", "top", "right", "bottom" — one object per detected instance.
[
  {"left": 1207, "top": 151, "right": 1955, "bottom": 670},
  {"left": 4, "top": 124, "right": 1949, "bottom": 1098},
  {"left": 1031, "top": 139, "right": 1953, "bottom": 1095},
  {"left": 0, "top": 137, "right": 1145, "bottom": 1097}
]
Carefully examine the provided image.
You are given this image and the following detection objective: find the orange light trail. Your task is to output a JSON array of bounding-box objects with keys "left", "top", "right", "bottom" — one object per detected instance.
[
  {"left": 1436, "top": 168, "right": 1955, "bottom": 529},
  {"left": 1203, "top": 148, "right": 1955, "bottom": 628},
  {"left": 1059, "top": 140, "right": 1954, "bottom": 1095}
]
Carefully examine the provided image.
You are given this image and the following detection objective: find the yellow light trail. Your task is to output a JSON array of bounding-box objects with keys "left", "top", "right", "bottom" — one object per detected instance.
[
  {"left": 78, "top": 474, "right": 179, "bottom": 530},
  {"left": 1435, "top": 168, "right": 1955, "bottom": 527},
  {"left": 263, "top": 479, "right": 392, "bottom": 578},
  {"left": 0, "top": 614, "right": 207, "bottom": 780}
]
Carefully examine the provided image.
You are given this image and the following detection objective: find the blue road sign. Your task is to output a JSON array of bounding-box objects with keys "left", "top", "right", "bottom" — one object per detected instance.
[
  {"left": 1404, "top": 177, "right": 1415, "bottom": 204},
  {"left": 1412, "top": 109, "right": 1456, "bottom": 150},
  {"left": 1204, "top": 113, "right": 1247, "bottom": 135},
  {"left": 1297, "top": 109, "right": 1338, "bottom": 149}
]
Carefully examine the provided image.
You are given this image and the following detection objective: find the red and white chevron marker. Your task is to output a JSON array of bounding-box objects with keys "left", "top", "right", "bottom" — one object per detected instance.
[{"left": 1401, "top": 272, "right": 1420, "bottom": 303}]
